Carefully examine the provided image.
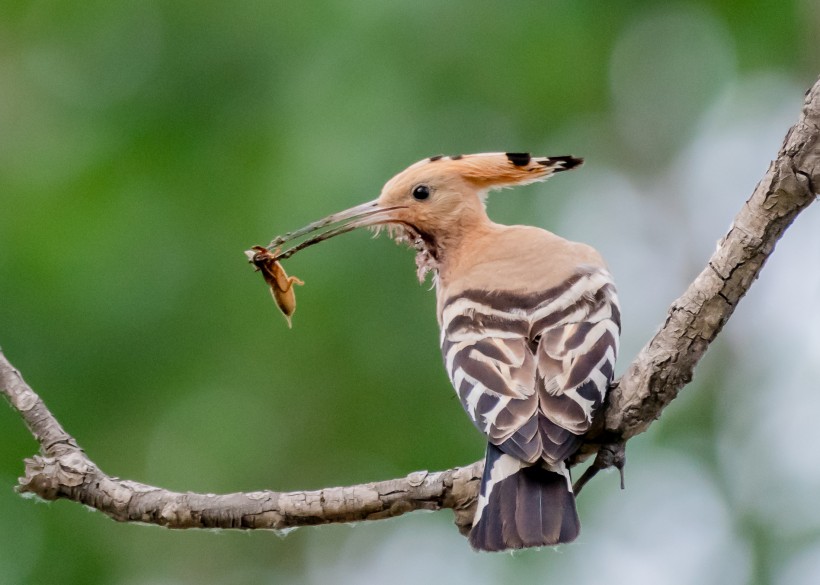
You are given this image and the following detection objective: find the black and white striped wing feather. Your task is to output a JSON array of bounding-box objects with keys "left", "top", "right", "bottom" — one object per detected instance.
[{"left": 440, "top": 268, "right": 620, "bottom": 465}]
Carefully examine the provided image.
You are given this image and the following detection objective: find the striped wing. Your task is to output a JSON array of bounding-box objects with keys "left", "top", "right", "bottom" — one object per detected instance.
[{"left": 440, "top": 268, "right": 620, "bottom": 465}]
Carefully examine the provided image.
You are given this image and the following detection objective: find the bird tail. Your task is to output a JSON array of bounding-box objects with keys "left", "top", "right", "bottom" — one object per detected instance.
[{"left": 469, "top": 443, "right": 580, "bottom": 552}]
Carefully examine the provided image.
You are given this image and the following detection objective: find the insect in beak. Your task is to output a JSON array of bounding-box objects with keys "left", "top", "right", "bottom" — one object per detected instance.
[
  {"left": 246, "top": 200, "right": 407, "bottom": 326},
  {"left": 245, "top": 246, "right": 304, "bottom": 328}
]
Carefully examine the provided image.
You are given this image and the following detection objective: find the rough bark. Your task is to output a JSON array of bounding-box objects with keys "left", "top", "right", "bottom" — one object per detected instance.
[
  {"left": 606, "top": 82, "right": 820, "bottom": 439},
  {"left": 2, "top": 76, "right": 819, "bottom": 537},
  {"left": 0, "top": 351, "right": 481, "bottom": 534}
]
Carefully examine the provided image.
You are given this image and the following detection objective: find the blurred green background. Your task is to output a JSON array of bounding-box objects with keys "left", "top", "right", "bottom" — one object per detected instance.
[{"left": 2, "top": 1, "right": 819, "bottom": 584}]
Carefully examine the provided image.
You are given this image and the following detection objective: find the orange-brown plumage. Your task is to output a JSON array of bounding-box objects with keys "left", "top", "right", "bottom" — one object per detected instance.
[{"left": 373, "top": 153, "right": 586, "bottom": 280}]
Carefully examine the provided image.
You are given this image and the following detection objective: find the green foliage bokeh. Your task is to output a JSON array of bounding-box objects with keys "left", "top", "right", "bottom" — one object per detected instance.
[{"left": 1, "top": 1, "right": 817, "bottom": 584}]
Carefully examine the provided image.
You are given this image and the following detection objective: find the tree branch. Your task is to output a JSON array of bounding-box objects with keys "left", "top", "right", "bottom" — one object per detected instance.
[
  {"left": 2, "top": 76, "right": 819, "bottom": 537},
  {"left": 0, "top": 351, "right": 483, "bottom": 534},
  {"left": 606, "top": 81, "right": 820, "bottom": 439}
]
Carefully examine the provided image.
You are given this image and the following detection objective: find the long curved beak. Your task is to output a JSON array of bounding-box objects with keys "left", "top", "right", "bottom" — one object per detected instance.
[{"left": 265, "top": 199, "right": 407, "bottom": 261}]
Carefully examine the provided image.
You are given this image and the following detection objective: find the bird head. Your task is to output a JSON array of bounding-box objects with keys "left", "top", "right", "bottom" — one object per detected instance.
[
  {"left": 375, "top": 153, "right": 582, "bottom": 242},
  {"left": 268, "top": 153, "right": 582, "bottom": 273}
]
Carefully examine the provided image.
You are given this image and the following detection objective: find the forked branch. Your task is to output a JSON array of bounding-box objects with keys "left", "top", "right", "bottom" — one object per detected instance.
[{"left": 2, "top": 76, "right": 819, "bottom": 537}]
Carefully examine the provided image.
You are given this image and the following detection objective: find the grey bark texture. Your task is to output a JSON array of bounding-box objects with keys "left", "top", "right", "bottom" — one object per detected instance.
[{"left": 2, "top": 76, "right": 819, "bottom": 538}]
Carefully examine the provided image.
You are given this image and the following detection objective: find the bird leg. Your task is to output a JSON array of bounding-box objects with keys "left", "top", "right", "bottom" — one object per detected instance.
[{"left": 572, "top": 441, "right": 626, "bottom": 495}]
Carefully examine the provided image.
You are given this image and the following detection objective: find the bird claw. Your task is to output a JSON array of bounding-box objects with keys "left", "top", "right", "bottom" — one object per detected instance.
[{"left": 572, "top": 441, "right": 626, "bottom": 495}]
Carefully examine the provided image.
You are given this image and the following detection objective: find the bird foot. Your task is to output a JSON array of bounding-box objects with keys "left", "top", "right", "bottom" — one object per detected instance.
[{"left": 572, "top": 442, "right": 626, "bottom": 495}]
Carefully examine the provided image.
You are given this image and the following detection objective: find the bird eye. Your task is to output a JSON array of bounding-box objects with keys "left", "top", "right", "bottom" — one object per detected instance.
[{"left": 412, "top": 185, "right": 431, "bottom": 201}]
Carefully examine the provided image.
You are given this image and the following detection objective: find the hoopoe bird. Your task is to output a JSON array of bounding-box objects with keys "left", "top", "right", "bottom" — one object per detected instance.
[{"left": 270, "top": 152, "right": 620, "bottom": 551}]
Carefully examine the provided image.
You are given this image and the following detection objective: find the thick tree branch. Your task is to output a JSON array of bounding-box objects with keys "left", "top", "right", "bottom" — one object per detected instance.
[
  {"left": 2, "top": 76, "right": 819, "bottom": 536},
  {"left": 606, "top": 81, "right": 820, "bottom": 439},
  {"left": 0, "top": 351, "right": 482, "bottom": 533}
]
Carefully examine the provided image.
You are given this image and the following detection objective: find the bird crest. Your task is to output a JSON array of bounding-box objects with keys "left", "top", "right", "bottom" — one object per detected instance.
[{"left": 412, "top": 152, "right": 583, "bottom": 192}]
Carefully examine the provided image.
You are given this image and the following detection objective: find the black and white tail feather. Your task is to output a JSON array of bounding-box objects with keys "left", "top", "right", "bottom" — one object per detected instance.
[
  {"left": 470, "top": 444, "right": 580, "bottom": 551},
  {"left": 440, "top": 266, "right": 620, "bottom": 552}
]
